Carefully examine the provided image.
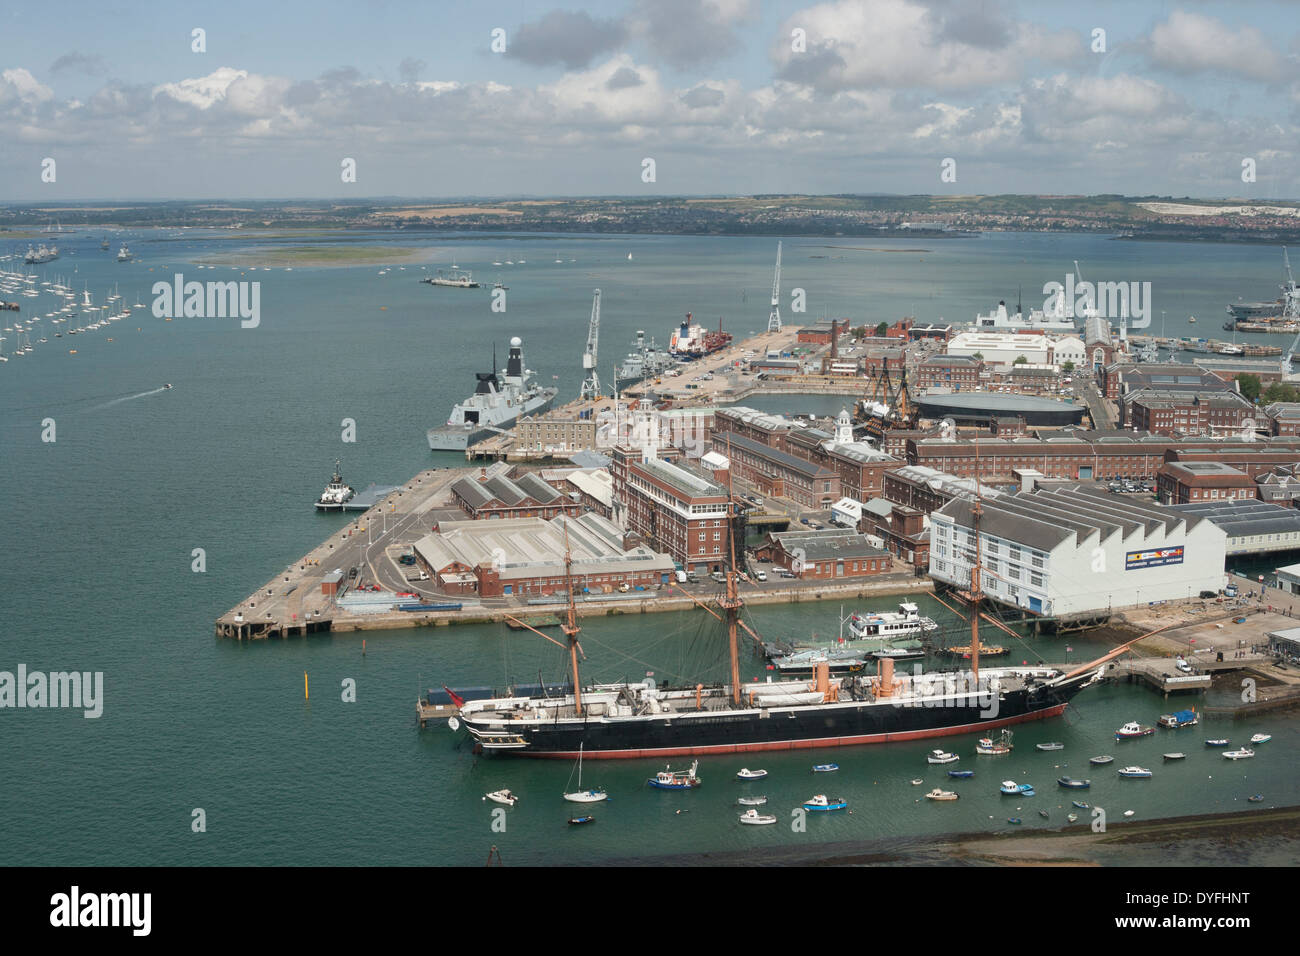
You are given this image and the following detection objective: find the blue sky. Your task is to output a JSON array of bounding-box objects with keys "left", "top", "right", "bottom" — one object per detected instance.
[{"left": 2, "top": 0, "right": 1297, "bottom": 199}]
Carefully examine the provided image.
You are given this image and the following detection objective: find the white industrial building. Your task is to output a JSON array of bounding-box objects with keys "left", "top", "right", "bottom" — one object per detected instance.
[
  {"left": 948, "top": 331, "right": 1051, "bottom": 367},
  {"left": 929, "top": 484, "right": 1227, "bottom": 618},
  {"left": 1052, "top": 336, "right": 1086, "bottom": 367}
]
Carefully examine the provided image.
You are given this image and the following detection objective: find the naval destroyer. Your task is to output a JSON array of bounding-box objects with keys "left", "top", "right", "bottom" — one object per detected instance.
[{"left": 427, "top": 336, "right": 557, "bottom": 451}]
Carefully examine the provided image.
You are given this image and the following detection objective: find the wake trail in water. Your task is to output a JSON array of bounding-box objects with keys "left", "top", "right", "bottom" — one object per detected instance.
[{"left": 86, "top": 386, "right": 168, "bottom": 412}]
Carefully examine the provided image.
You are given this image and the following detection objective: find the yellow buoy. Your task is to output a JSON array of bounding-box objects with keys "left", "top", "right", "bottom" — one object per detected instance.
[{"left": 304, "top": 672, "right": 309, "bottom": 700}]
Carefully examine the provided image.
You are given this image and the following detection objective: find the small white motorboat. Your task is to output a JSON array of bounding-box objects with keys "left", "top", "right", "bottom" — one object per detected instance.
[
  {"left": 484, "top": 789, "right": 518, "bottom": 806},
  {"left": 738, "top": 796, "right": 768, "bottom": 806},
  {"left": 1035, "top": 742, "right": 1064, "bottom": 752},
  {"left": 1223, "top": 748, "right": 1255, "bottom": 760},
  {"left": 1067, "top": 812, "right": 1079, "bottom": 823},
  {"left": 737, "top": 768, "right": 769, "bottom": 780},
  {"left": 927, "top": 750, "right": 960, "bottom": 764},
  {"left": 1117, "top": 767, "right": 1153, "bottom": 778},
  {"left": 738, "top": 808, "right": 777, "bottom": 825},
  {"left": 1163, "top": 753, "right": 1186, "bottom": 761},
  {"left": 910, "top": 778, "right": 924, "bottom": 785},
  {"left": 1123, "top": 810, "right": 1136, "bottom": 817},
  {"left": 1250, "top": 734, "right": 1272, "bottom": 744},
  {"left": 925, "top": 788, "right": 959, "bottom": 801}
]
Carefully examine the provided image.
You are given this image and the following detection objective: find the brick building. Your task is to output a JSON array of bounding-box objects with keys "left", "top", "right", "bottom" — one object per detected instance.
[
  {"left": 451, "top": 467, "right": 583, "bottom": 520},
  {"left": 759, "top": 529, "right": 891, "bottom": 579},
  {"left": 412, "top": 513, "right": 674, "bottom": 598},
  {"left": 1156, "top": 461, "right": 1257, "bottom": 505},
  {"left": 1265, "top": 403, "right": 1300, "bottom": 437},
  {"left": 918, "top": 355, "right": 983, "bottom": 389},
  {"left": 860, "top": 500, "right": 930, "bottom": 569},
  {"left": 719, "top": 432, "right": 840, "bottom": 509},
  {"left": 1124, "top": 389, "right": 1255, "bottom": 436},
  {"left": 609, "top": 446, "right": 732, "bottom": 573}
]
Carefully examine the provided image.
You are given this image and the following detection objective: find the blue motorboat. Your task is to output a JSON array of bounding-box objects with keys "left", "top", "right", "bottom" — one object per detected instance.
[
  {"left": 812, "top": 763, "right": 839, "bottom": 773},
  {"left": 803, "top": 794, "right": 848, "bottom": 811},
  {"left": 948, "top": 770, "right": 975, "bottom": 778},
  {"left": 1205, "top": 739, "right": 1230, "bottom": 747},
  {"left": 567, "top": 815, "right": 596, "bottom": 826},
  {"left": 1000, "top": 780, "right": 1035, "bottom": 796},
  {"left": 1071, "top": 800, "right": 1091, "bottom": 809},
  {"left": 1057, "top": 777, "right": 1091, "bottom": 789},
  {"left": 1007, "top": 817, "right": 1022, "bottom": 825}
]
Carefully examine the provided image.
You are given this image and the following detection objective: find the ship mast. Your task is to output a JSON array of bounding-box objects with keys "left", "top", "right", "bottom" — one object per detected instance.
[
  {"left": 561, "top": 520, "right": 583, "bottom": 716},
  {"left": 722, "top": 438, "right": 743, "bottom": 706},
  {"left": 970, "top": 438, "right": 982, "bottom": 681}
]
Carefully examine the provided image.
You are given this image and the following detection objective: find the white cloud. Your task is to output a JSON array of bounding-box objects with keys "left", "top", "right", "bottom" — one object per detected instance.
[
  {"left": 772, "top": 0, "right": 1080, "bottom": 93},
  {"left": 1149, "top": 11, "right": 1288, "bottom": 83}
]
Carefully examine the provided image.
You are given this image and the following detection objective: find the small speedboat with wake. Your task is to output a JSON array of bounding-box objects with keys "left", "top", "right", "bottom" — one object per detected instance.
[
  {"left": 738, "top": 808, "right": 777, "bottom": 825},
  {"left": 803, "top": 794, "right": 848, "bottom": 811}
]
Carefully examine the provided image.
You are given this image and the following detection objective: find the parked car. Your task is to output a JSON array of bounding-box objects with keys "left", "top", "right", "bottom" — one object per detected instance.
[{"left": 755, "top": 571, "right": 768, "bottom": 582}]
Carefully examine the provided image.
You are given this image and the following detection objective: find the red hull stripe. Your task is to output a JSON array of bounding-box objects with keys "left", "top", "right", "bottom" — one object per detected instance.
[{"left": 510, "top": 703, "right": 1068, "bottom": 760}]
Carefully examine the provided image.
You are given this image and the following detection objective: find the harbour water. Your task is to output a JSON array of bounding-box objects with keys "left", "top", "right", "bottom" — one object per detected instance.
[{"left": 1, "top": 229, "right": 1296, "bottom": 866}]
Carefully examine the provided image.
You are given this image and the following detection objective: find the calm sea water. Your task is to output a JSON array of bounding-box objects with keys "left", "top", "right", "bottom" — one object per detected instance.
[{"left": 0, "top": 229, "right": 1294, "bottom": 866}]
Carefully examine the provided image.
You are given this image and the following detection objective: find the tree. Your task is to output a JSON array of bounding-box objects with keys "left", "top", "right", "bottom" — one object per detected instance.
[
  {"left": 875, "top": 321, "right": 889, "bottom": 337},
  {"left": 1237, "top": 373, "right": 1261, "bottom": 402},
  {"left": 971, "top": 352, "right": 984, "bottom": 362},
  {"left": 1061, "top": 360, "right": 1075, "bottom": 373},
  {"left": 1262, "top": 381, "right": 1300, "bottom": 404},
  {"left": 1013, "top": 355, "right": 1028, "bottom": 365}
]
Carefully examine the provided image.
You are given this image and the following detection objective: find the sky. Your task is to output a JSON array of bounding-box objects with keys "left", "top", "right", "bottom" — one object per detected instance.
[{"left": 1, "top": 0, "right": 1298, "bottom": 200}]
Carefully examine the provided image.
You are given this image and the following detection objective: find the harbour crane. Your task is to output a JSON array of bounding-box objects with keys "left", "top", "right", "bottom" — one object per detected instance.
[
  {"left": 579, "top": 288, "right": 601, "bottom": 400},
  {"left": 767, "top": 241, "right": 782, "bottom": 332},
  {"left": 1283, "top": 247, "right": 1298, "bottom": 319}
]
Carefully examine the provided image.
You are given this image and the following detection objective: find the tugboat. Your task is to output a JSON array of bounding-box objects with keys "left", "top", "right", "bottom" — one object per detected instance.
[
  {"left": 648, "top": 760, "right": 701, "bottom": 790},
  {"left": 315, "top": 459, "right": 355, "bottom": 511}
]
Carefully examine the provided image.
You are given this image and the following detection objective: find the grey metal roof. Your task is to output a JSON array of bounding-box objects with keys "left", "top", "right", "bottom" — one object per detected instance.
[
  {"left": 720, "top": 432, "right": 835, "bottom": 478},
  {"left": 1167, "top": 499, "right": 1300, "bottom": 538}
]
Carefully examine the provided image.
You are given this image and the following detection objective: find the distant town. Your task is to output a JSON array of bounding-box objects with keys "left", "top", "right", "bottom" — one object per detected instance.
[{"left": 4, "top": 194, "right": 1300, "bottom": 243}]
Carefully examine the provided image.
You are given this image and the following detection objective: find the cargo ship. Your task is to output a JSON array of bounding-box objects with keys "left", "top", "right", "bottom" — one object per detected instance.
[
  {"left": 427, "top": 486, "right": 1128, "bottom": 759},
  {"left": 668, "top": 312, "right": 731, "bottom": 360},
  {"left": 426, "top": 336, "right": 557, "bottom": 451}
]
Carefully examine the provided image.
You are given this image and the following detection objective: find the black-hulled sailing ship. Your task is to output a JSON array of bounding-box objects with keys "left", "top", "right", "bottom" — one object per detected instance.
[{"left": 432, "top": 462, "right": 1127, "bottom": 760}]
